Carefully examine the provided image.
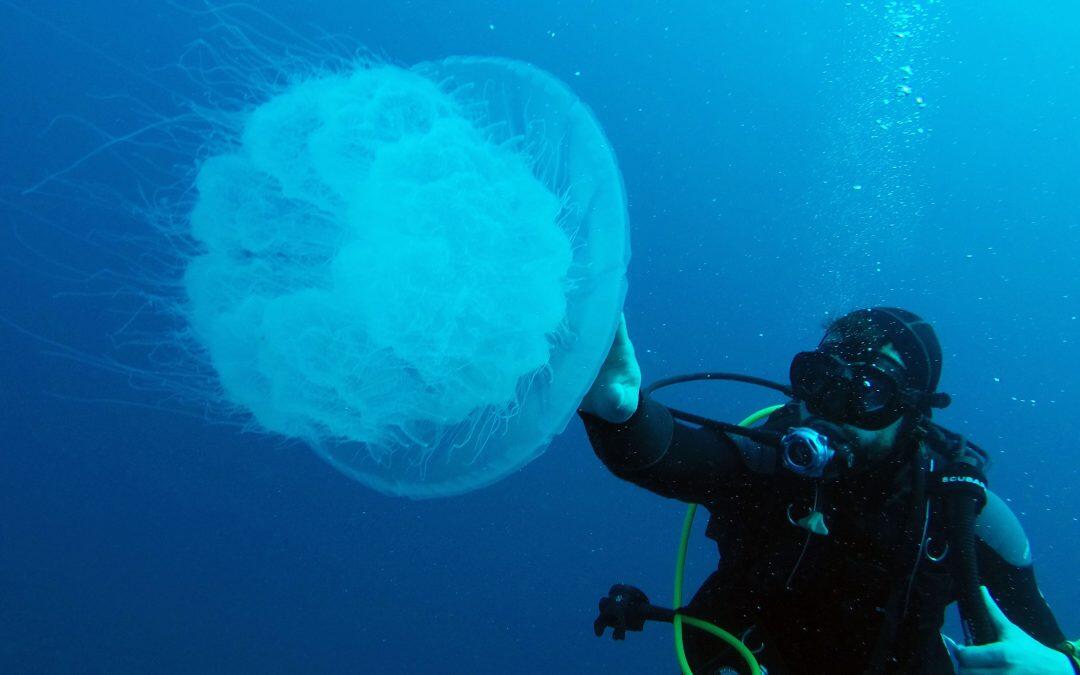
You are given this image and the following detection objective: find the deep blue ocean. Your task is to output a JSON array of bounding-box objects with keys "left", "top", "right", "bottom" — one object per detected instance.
[{"left": 1, "top": 1, "right": 1078, "bottom": 673}]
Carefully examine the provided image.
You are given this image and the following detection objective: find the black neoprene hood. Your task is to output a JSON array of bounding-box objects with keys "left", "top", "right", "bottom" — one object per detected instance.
[{"left": 824, "top": 307, "right": 943, "bottom": 393}]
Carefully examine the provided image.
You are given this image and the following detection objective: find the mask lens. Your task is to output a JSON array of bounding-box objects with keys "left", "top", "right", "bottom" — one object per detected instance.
[
  {"left": 853, "top": 369, "right": 895, "bottom": 414},
  {"left": 791, "top": 351, "right": 851, "bottom": 420},
  {"left": 791, "top": 352, "right": 834, "bottom": 396},
  {"left": 846, "top": 360, "right": 906, "bottom": 429}
]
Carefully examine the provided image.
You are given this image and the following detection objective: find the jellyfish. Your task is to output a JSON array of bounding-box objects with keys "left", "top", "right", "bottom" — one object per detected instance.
[{"left": 182, "top": 57, "right": 630, "bottom": 497}]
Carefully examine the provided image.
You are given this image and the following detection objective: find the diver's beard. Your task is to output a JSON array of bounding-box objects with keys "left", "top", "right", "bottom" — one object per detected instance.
[
  {"left": 802, "top": 415, "right": 900, "bottom": 478},
  {"left": 845, "top": 424, "right": 900, "bottom": 464}
]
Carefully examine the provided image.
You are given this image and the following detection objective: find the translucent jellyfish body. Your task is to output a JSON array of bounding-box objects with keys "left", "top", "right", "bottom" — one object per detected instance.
[{"left": 184, "top": 57, "right": 629, "bottom": 497}]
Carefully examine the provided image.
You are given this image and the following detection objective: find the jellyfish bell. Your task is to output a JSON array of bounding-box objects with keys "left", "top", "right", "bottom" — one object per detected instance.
[
  {"left": 183, "top": 56, "right": 630, "bottom": 497},
  {"left": 3, "top": 2, "right": 630, "bottom": 497}
]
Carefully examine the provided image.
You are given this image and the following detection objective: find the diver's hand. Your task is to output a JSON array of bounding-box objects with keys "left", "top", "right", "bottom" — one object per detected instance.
[
  {"left": 944, "top": 587, "right": 1073, "bottom": 675},
  {"left": 579, "top": 313, "right": 641, "bottom": 423}
]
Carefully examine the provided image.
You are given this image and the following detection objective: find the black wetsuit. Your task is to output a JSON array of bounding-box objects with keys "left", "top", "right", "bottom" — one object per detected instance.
[{"left": 582, "top": 392, "right": 1066, "bottom": 674}]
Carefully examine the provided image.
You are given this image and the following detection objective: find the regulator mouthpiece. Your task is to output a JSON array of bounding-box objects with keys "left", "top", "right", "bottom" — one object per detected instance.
[{"left": 781, "top": 427, "right": 835, "bottom": 478}]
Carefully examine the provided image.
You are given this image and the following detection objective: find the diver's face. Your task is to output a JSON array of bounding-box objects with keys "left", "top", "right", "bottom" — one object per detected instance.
[
  {"left": 799, "top": 403, "right": 904, "bottom": 463},
  {"left": 841, "top": 415, "right": 903, "bottom": 462},
  {"left": 806, "top": 342, "right": 907, "bottom": 463},
  {"left": 846, "top": 342, "right": 906, "bottom": 461}
]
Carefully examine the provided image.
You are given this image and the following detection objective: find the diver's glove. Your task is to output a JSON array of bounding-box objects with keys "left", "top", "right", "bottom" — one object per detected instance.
[
  {"left": 579, "top": 313, "right": 642, "bottom": 424},
  {"left": 593, "top": 584, "right": 675, "bottom": 640}
]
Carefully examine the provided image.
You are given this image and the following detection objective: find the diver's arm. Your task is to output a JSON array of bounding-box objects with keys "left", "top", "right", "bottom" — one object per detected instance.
[
  {"left": 976, "top": 492, "right": 1067, "bottom": 647},
  {"left": 580, "top": 390, "right": 744, "bottom": 503},
  {"left": 578, "top": 313, "right": 747, "bottom": 502},
  {"left": 976, "top": 490, "right": 1075, "bottom": 669},
  {"left": 977, "top": 543, "right": 1066, "bottom": 648},
  {"left": 946, "top": 492, "right": 1077, "bottom": 674}
]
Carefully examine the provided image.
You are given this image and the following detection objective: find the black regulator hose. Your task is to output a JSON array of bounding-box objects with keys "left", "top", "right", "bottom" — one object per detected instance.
[
  {"left": 644, "top": 372, "right": 793, "bottom": 398},
  {"left": 644, "top": 372, "right": 791, "bottom": 448},
  {"left": 938, "top": 461, "right": 995, "bottom": 645}
]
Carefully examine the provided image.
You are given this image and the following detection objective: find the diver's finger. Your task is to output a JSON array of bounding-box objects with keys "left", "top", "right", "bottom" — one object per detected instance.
[
  {"left": 942, "top": 634, "right": 960, "bottom": 656},
  {"left": 979, "top": 586, "right": 1013, "bottom": 637},
  {"left": 941, "top": 630, "right": 959, "bottom": 669},
  {"left": 941, "top": 635, "right": 962, "bottom": 672}
]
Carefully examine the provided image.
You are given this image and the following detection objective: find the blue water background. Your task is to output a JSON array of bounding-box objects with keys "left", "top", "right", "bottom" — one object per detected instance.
[{"left": 1, "top": 1, "right": 1078, "bottom": 672}]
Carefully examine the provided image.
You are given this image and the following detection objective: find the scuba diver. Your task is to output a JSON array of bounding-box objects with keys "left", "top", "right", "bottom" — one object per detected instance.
[{"left": 579, "top": 307, "right": 1078, "bottom": 674}]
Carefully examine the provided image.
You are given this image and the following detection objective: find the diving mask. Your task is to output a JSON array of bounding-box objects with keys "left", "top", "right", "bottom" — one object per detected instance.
[{"left": 789, "top": 347, "right": 918, "bottom": 430}]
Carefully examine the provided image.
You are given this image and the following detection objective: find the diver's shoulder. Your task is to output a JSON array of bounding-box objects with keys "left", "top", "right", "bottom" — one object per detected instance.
[{"left": 975, "top": 490, "right": 1033, "bottom": 567}]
